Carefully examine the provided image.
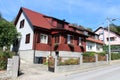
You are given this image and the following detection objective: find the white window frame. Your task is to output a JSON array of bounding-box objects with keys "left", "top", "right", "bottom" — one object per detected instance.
[
  {"left": 67, "top": 34, "right": 71, "bottom": 44},
  {"left": 79, "top": 37, "right": 82, "bottom": 46},
  {"left": 67, "top": 34, "right": 73, "bottom": 44},
  {"left": 40, "top": 34, "right": 48, "bottom": 44},
  {"left": 84, "top": 31, "right": 88, "bottom": 35},
  {"left": 88, "top": 45, "right": 92, "bottom": 50}
]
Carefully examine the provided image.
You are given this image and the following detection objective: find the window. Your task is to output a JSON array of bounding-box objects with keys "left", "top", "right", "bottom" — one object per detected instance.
[
  {"left": 84, "top": 31, "right": 88, "bottom": 35},
  {"left": 88, "top": 45, "right": 92, "bottom": 50},
  {"left": 25, "top": 34, "right": 30, "bottom": 43},
  {"left": 54, "top": 35, "right": 59, "bottom": 43},
  {"left": 96, "top": 45, "right": 100, "bottom": 51},
  {"left": 20, "top": 19, "right": 25, "bottom": 28},
  {"left": 106, "top": 37, "right": 115, "bottom": 41},
  {"left": 57, "top": 21, "right": 64, "bottom": 28},
  {"left": 67, "top": 34, "right": 73, "bottom": 44},
  {"left": 78, "top": 37, "right": 82, "bottom": 45},
  {"left": 40, "top": 34, "right": 48, "bottom": 44},
  {"left": 99, "top": 32, "right": 103, "bottom": 35},
  {"left": 95, "top": 35, "right": 99, "bottom": 40}
]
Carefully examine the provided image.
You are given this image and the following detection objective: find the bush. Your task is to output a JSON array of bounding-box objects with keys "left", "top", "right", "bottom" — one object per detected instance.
[
  {"left": 111, "top": 53, "right": 120, "bottom": 60},
  {"left": 0, "top": 51, "right": 14, "bottom": 70},
  {"left": 82, "top": 52, "right": 95, "bottom": 57},
  {"left": 97, "top": 52, "right": 106, "bottom": 56},
  {"left": 59, "top": 58, "right": 79, "bottom": 65}
]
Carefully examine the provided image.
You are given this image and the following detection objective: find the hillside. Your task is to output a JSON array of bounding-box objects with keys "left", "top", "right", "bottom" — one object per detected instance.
[{"left": 109, "top": 24, "right": 120, "bottom": 35}]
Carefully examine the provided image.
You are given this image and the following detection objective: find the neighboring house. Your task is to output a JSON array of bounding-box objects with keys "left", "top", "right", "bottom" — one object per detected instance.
[
  {"left": 85, "top": 30, "right": 104, "bottom": 52},
  {"left": 95, "top": 27, "right": 120, "bottom": 45},
  {"left": 14, "top": 7, "right": 88, "bottom": 64},
  {"left": 95, "top": 27, "right": 120, "bottom": 52}
]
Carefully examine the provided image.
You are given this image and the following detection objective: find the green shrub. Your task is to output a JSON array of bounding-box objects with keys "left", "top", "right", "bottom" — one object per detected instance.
[
  {"left": 97, "top": 52, "right": 106, "bottom": 56},
  {"left": 59, "top": 58, "right": 79, "bottom": 65},
  {"left": 111, "top": 53, "right": 120, "bottom": 60},
  {"left": 0, "top": 51, "right": 14, "bottom": 70},
  {"left": 82, "top": 52, "right": 95, "bottom": 57}
]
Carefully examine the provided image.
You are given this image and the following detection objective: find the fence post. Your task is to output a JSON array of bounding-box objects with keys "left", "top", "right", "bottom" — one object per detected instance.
[
  {"left": 106, "top": 54, "right": 109, "bottom": 62},
  {"left": 95, "top": 54, "right": 98, "bottom": 63},
  {"left": 80, "top": 54, "right": 83, "bottom": 65},
  {"left": 12, "top": 56, "right": 19, "bottom": 78},
  {"left": 7, "top": 58, "right": 13, "bottom": 77},
  {"left": 54, "top": 55, "right": 57, "bottom": 73}
]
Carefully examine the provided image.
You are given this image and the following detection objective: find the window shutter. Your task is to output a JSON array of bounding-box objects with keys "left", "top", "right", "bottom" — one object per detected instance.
[
  {"left": 48, "top": 35, "right": 51, "bottom": 45},
  {"left": 65, "top": 35, "right": 67, "bottom": 44},
  {"left": 37, "top": 33, "right": 40, "bottom": 43}
]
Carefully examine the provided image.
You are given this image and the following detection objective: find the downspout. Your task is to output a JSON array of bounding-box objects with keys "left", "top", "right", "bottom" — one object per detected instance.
[{"left": 33, "top": 29, "right": 37, "bottom": 63}]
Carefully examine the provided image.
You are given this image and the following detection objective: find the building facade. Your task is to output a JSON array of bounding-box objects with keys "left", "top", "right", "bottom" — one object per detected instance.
[
  {"left": 95, "top": 27, "right": 120, "bottom": 45},
  {"left": 86, "top": 30, "right": 104, "bottom": 52},
  {"left": 14, "top": 7, "right": 88, "bottom": 63},
  {"left": 95, "top": 27, "right": 120, "bottom": 52}
]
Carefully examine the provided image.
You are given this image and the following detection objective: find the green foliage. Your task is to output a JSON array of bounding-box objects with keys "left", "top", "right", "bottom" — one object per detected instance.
[
  {"left": 59, "top": 58, "right": 79, "bottom": 65},
  {"left": 97, "top": 52, "right": 106, "bottom": 56},
  {"left": 111, "top": 53, "right": 120, "bottom": 60},
  {"left": 0, "top": 51, "right": 14, "bottom": 70},
  {"left": 82, "top": 52, "right": 95, "bottom": 57},
  {"left": 0, "top": 17, "right": 18, "bottom": 47},
  {"left": 86, "top": 28, "right": 93, "bottom": 31},
  {"left": 54, "top": 43, "right": 59, "bottom": 47},
  {"left": 109, "top": 24, "right": 120, "bottom": 34},
  {"left": 103, "top": 45, "right": 120, "bottom": 52},
  {"left": 43, "top": 62, "right": 48, "bottom": 65},
  {"left": 103, "top": 45, "right": 108, "bottom": 51}
]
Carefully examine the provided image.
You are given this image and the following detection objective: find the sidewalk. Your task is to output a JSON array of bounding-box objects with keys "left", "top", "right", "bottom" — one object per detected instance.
[
  {"left": 1, "top": 60, "right": 120, "bottom": 80},
  {"left": 16, "top": 60, "right": 120, "bottom": 80}
]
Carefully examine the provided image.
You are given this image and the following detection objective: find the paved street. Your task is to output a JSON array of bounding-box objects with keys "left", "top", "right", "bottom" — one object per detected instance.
[{"left": 52, "top": 63, "right": 120, "bottom": 80}]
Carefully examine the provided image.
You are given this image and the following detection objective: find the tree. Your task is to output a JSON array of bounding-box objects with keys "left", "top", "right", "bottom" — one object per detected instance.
[
  {"left": 86, "top": 28, "right": 93, "bottom": 31},
  {"left": 108, "top": 24, "right": 120, "bottom": 34},
  {"left": 0, "top": 17, "right": 18, "bottom": 48},
  {"left": 0, "top": 12, "right": 2, "bottom": 19}
]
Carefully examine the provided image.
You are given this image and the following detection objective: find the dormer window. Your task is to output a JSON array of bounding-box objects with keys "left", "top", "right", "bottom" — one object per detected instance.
[
  {"left": 20, "top": 19, "right": 25, "bottom": 28},
  {"left": 84, "top": 31, "right": 88, "bottom": 35},
  {"left": 57, "top": 21, "right": 64, "bottom": 28}
]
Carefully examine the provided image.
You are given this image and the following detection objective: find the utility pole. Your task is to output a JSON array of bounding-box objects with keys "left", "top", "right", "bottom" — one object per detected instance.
[{"left": 106, "top": 18, "right": 111, "bottom": 64}]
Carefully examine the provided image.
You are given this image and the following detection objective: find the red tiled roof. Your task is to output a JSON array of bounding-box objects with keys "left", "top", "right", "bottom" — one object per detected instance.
[
  {"left": 16, "top": 7, "right": 53, "bottom": 29},
  {"left": 86, "top": 37, "right": 104, "bottom": 44}
]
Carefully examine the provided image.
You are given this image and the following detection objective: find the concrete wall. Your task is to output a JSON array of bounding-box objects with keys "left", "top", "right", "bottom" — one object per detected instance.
[
  {"left": 19, "top": 50, "right": 34, "bottom": 63},
  {"left": 35, "top": 50, "right": 50, "bottom": 57},
  {"left": 16, "top": 12, "right": 34, "bottom": 50},
  {"left": 7, "top": 56, "right": 19, "bottom": 78}
]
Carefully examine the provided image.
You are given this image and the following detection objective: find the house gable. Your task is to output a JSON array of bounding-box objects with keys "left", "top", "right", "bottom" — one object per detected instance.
[
  {"left": 95, "top": 27, "right": 120, "bottom": 45},
  {"left": 15, "top": 11, "right": 34, "bottom": 50}
]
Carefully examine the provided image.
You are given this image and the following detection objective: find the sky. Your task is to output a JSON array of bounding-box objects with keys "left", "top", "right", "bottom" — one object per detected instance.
[{"left": 0, "top": 0, "right": 120, "bottom": 30}]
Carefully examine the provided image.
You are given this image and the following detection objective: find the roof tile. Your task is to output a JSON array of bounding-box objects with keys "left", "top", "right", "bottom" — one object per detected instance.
[{"left": 22, "top": 7, "right": 53, "bottom": 29}]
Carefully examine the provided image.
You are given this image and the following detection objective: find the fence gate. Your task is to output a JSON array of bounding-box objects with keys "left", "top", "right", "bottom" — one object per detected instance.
[{"left": 48, "top": 56, "right": 55, "bottom": 72}]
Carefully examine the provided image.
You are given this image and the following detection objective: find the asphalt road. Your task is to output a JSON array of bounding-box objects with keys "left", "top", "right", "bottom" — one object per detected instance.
[{"left": 53, "top": 63, "right": 120, "bottom": 80}]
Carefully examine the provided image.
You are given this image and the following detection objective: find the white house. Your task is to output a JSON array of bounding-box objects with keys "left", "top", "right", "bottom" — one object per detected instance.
[
  {"left": 95, "top": 27, "right": 120, "bottom": 45},
  {"left": 86, "top": 30, "right": 104, "bottom": 52}
]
